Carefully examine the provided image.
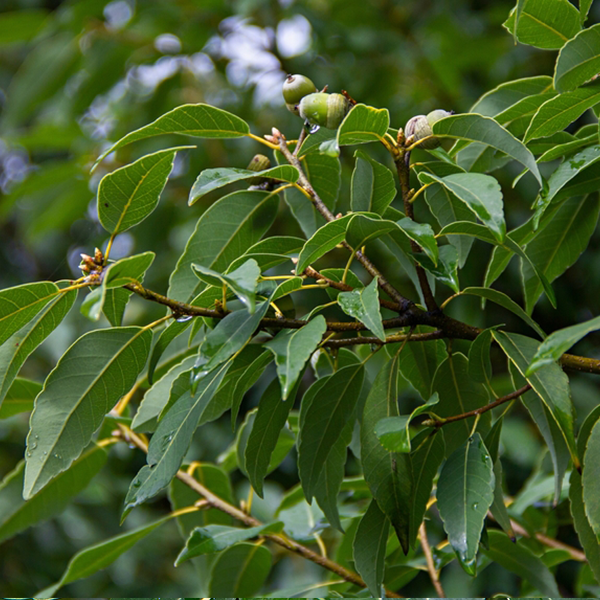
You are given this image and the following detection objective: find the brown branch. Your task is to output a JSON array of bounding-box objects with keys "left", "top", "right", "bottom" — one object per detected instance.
[
  {"left": 323, "top": 330, "right": 444, "bottom": 348},
  {"left": 115, "top": 424, "right": 402, "bottom": 597},
  {"left": 394, "top": 154, "right": 438, "bottom": 312},
  {"left": 276, "top": 131, "right": 412, "bottom": 311},
  {"left": 419, "top": 521, "right": 445, "bottom": 597},
  {"left": 423, "top": 384, "right": 532, "bottom": 428}
]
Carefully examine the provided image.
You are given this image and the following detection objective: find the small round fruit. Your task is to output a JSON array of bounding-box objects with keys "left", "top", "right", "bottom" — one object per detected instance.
[
  {"left": 405, "top": 114, "right": 438, "bottom": 149},
  {"left": 283, "top": 74, "right": 317, "bottom": 115},
  {"left": 298, "top": 92, "right": 350, "bottom": 129},
  {"left": 426, "top": 109, "right": 452, "bottom": 127}
]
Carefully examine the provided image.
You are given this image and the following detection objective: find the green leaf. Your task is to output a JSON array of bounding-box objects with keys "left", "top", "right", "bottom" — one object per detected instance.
[
  {"left": 494, "top": 330, "right": 578, "bottom": 467},
  {"left": 169, "top": 190, "right": 279, "bottom": 302},
  {"left": 528, "top": 314, "right": 600, "bottom": 374},
  {"left": 351, "top": 150, "right": 397, "bottom": 214},
  {"left": 104, "top": 251, "right": 155, "bottom": 288},
  {"left": 439, "top": 221, "right": 557, "bottom": 307},
  {"left": 0, "top": 378, "right": 40, "bottom": 419},
  {"left": 208, "top": 542, "right": 271, "bottom": 596},
  {"left": 431, "top": 353, "right": 490, "bottom": 455},
  {"left": 282, "top": 153, "right": 341, "bottom": 237},
  {"left": 98, "top": 147, "right": 183, "bottom": 234},
  {"left": 432, "top": 113, "right": 543, "bottom": 186},
  {"left": 531, "top": 145, "right": 600, "bottom": 226},
  {"left": 504, "top": 0, "right": 581, "bottom": 50},
  {"left": 398, "top": 332, "right": 447, "bottom": 400},
  {"left": 296, "top": 214, "right": 353, "bottom": 274},
  {"left": 132, "top": 355, "right": 197, "bottom": 433},
  {"left": 0, "top": 281, "right": 60, "bottom": 347},
  {"left": 188, "top": 165, "right": 299, "bottom": 204},
  {"left": 375, "top": 393, "right": 440, "bottom": 453},
  {"left": 344, "top": 213, "right": 395, "bottom": 249},
  {"left": 0, "top": 9, "right": 50, "bottom": 46},
  {"left": 37, "top": 516, "right": 170, "bottom": 596},
  {"left": 353, "top": 499, "right": 389, "bottom": 596},
  {"left": 409, "top": 429, "right": 445, "bottom": 549},
  {"left": 396, "top": 217, "right": 439, "bottom": 265},
  {"left": 298, "top": 363, "right": 364, "bottom": 499},
  {"left": 337, "top": 103, "right": 390, "bottom": 146},
  {"left": 0, "top": 445, "right": 107, "bottom": 544},
  {"left": 570, "top": 469, "right": 600, "bottom": 585},
  {"left": 193, "top": 259, "right": 260, "bottom": 313},
  {"left": 147, "top": 319, "right": 191, "bottom": 385},
  {"left": 555, "top": 23, "right": 600, "bottom": 92},
  {"left": 482, "top": 529, "right": 560, "bottom": 596},
  {"left": 460, "top": 287, "right": 545, "bottom": 338},
  {"left": 418, "top": 172, "right": 505, "bottom": 242},
  {"left": 361, "top": 352, "right": 412, "bottom": 553},
  {"left": 524, "top": 81, "right": 600, "bottom": 142},
  {"left": 124, "top": 362, "right": 230, "bottom": 516},
  {"left": 437, "top": 433, "right": 495, "bottom": 575},
  {"left": 522, "top": 194, "right": 599, "bottom": 313},
  {"left": 338, "top": 278, "right": 385, "bottom": 341},
  {"left": 264, "top": 315, "right": 327, "bottom": 399},
  {"left": 0, "top": 285, "right": 77, "bottom": 408},
  {"left": 176, "top": 522, "right": 283, "bottom": 564},
  {"left": 228, "top": 235, "right": 304, "bottom": 273},
  {"left": 24, "top": 326, "right": 152, "bottom": 499},
  {"left": 198, "top": 300, "right": 270, "bottom": 372},
  {"left": 469, "top": 328, "right": 496, "bottom": 388},
  {"left": 583, "top": 418, "right": 600, "bottom": 536},
  {"left": 244, "top": 377, "right": 296, "bottom": 497},
  {"left": 93, "top": 104, "right": 250, "bottom": 168},
  {"left": 537, "top": 131, "right": 597, "bottom": 161}
]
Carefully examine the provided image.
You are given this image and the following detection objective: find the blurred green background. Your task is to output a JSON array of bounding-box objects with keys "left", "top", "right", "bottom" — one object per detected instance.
[{"left": 1, "top": 0, "right": 600, "bottom": 596}]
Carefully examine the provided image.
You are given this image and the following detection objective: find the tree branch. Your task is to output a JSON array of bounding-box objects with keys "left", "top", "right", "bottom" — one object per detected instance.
[{"left": 114, "top": 424, "right": 403, "bottom": 597}]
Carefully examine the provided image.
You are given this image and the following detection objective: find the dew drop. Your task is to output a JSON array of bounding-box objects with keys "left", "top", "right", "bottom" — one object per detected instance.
[
  {"left": 30, "top": 442, "right": 37, "bottom": 450},
  {"left": 308, "top": 123, "right": 320, "bottom": 134},
  {"left": 54, "top": 453, "right": 61, "bottom": 459},
  {"left": 26, "top": 451, "right": 32, "bottom": 457},
  {"left": 43, "top": 451, "right": 48, "bottom": 455},
  {"left": 175, "top": 315, "right": 193, "bottom": 323},
  {"left": 472, "top": 502, "right": 479, "bottom": 510},
  {"left": 133, "top": 480, "right": 141, "bottom": 488}
]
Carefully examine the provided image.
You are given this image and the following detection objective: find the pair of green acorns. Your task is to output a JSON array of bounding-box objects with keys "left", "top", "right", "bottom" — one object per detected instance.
[{"left": 282, "top": 73, "right": 451, "bottom": 148}]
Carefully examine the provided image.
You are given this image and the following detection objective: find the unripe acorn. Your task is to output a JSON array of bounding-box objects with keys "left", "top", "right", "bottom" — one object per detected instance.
[
  {"left": 246, "top": 154, "right": 271, "bottom": 185},
  {"left": 298, "top": 92, "right": 350, "bottom": 129},
  {"left": 283, "top": 74, "right": 317, "bottom": 115},
  {"left": 405, "top": 109, "right": 452, "bottom": 149}
]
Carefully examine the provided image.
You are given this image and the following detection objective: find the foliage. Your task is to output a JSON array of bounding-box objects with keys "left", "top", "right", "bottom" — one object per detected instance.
[{"left": 2, "top": 0, "right": 600, "bottom": 598}]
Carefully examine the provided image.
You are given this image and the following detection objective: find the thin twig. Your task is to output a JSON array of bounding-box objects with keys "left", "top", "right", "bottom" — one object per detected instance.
[
  {"left": 419, "top": 521, "right": 446, "bottom": 597},
  {"left": 114, "top": 424, "right": 403, "bottom": 597}
]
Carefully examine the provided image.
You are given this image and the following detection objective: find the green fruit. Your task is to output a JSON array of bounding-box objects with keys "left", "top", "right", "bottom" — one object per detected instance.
[
  {"left": 298, "top": 92, "right": 350, "bottom": 129},
  {"left": 426, "top": 109, "right": 452, "bottom": 126},
  {"left": 283, "top": 74, "right": 317, "bottom": 115},
  {"left": 405, "top": 114, "right": 438, "bottom": 148}
]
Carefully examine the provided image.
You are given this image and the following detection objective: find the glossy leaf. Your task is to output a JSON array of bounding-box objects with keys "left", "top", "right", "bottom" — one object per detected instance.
[
  {"left": 555, "top": 23, "right": 600, "bottom": 92},
  {"left": 337, "top": 103, "right": 390, "bottom": 146},
  {"left": 208, "top": 542, "right": 271, "bottom": 597},
  {"left": 169, "top": 190, "right": 278, "bottom": 302},
  {"left": 522, "top": 194, "right": 599, "bottom": 313},
  {"left": 353, "top": 499, "right": 389, "bottom": 596},
  {"left": 361, "top": 351, "right": 412, "bottom": 553},
  {"left": 460, "top": 286, "right": 545, "bottom": 338},
  {"left": 494, "top": 330, "right": 578, "bottom": 467},
  {"left": 351, "top": 149, "right": 397, "bottom": 214},
  {"left": 409, "top": 429, "right": 445, "bottom": 549},
  {"left": 295, "top": 214, "right": 353, "bottom": 274},
  {"left": 338, "top": 278, "right": 385, "bottom": 341},
  {"left": 346, "top": 213, "right": 398, "bottom": 249},
  {"left": 264, "top": 315, "right": 327, "bottom": 399},
  {"left": 123, "top": 362, "right": 230, "bottom": 517},
  {"left": 24, "top": 326, "right": 152, "bottom": 499},
  {"left": 94, "top": 104, "right": 249, "bottom": 168},
  {"left": 482, "top": 530, "right": 560, "bottom": 596},
  {"left": 524, "top": 81, "right": 600, "bottom": 142},
  {"left": 418, "top": 172, "right": 505, "bottom": 242},
  {"left": 104, "top": 251, "right": 155, "bottom": 288},
  {"left": 175, "top": 521, "right": 283, "bottom": 564},
  {"left": 192, "top": 258, "right": 260, "bottom": 313},
  {"left": 397, "top": 217, "right": 439, "bottom": 264},
  {"left": 244, "top": 377, "right": 296, "bottom": 497},
  {"left": 189, "top": 165, "right": 299, "bottom": 204},
  {"left": 228, "top": 235, "right": 304, "bottom": 273},
  {"left": 504, "top": 0, "right": 581, "bottom": 50},
  {"left": 38, "top": 516, "right": 170, "bottom": 596},
  {"left": 298, "top": 363, "right": 364, "bottom": 500},
  {"left": 0, "top": 281, "right": 59, "bottom": 347},
  {"left": 431, "top": 353, "right": 490, "bottom": 455},
  {"left": 437, "top": 433, "right": 495, "bottom": 574},
  {"left": 570, "top": 469, "right": 600, "bottom": 585},
  {"left": 0, "top": 285, "right": 76, "bottom": 408},
  {"left": 198, "top": 300, "right": 270, "bottom": 372},
  {"left": 0, "top": 445, "right": 107, "bottom": 544},
  {"left": 583, "top": 418, "right": 600, "bottom": 536},
  {"left": 432, "top": 113, "right": 542, "bottom": 186},
  {"left": 98, "top": 147, "right": 182, "bottom": 234}
]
